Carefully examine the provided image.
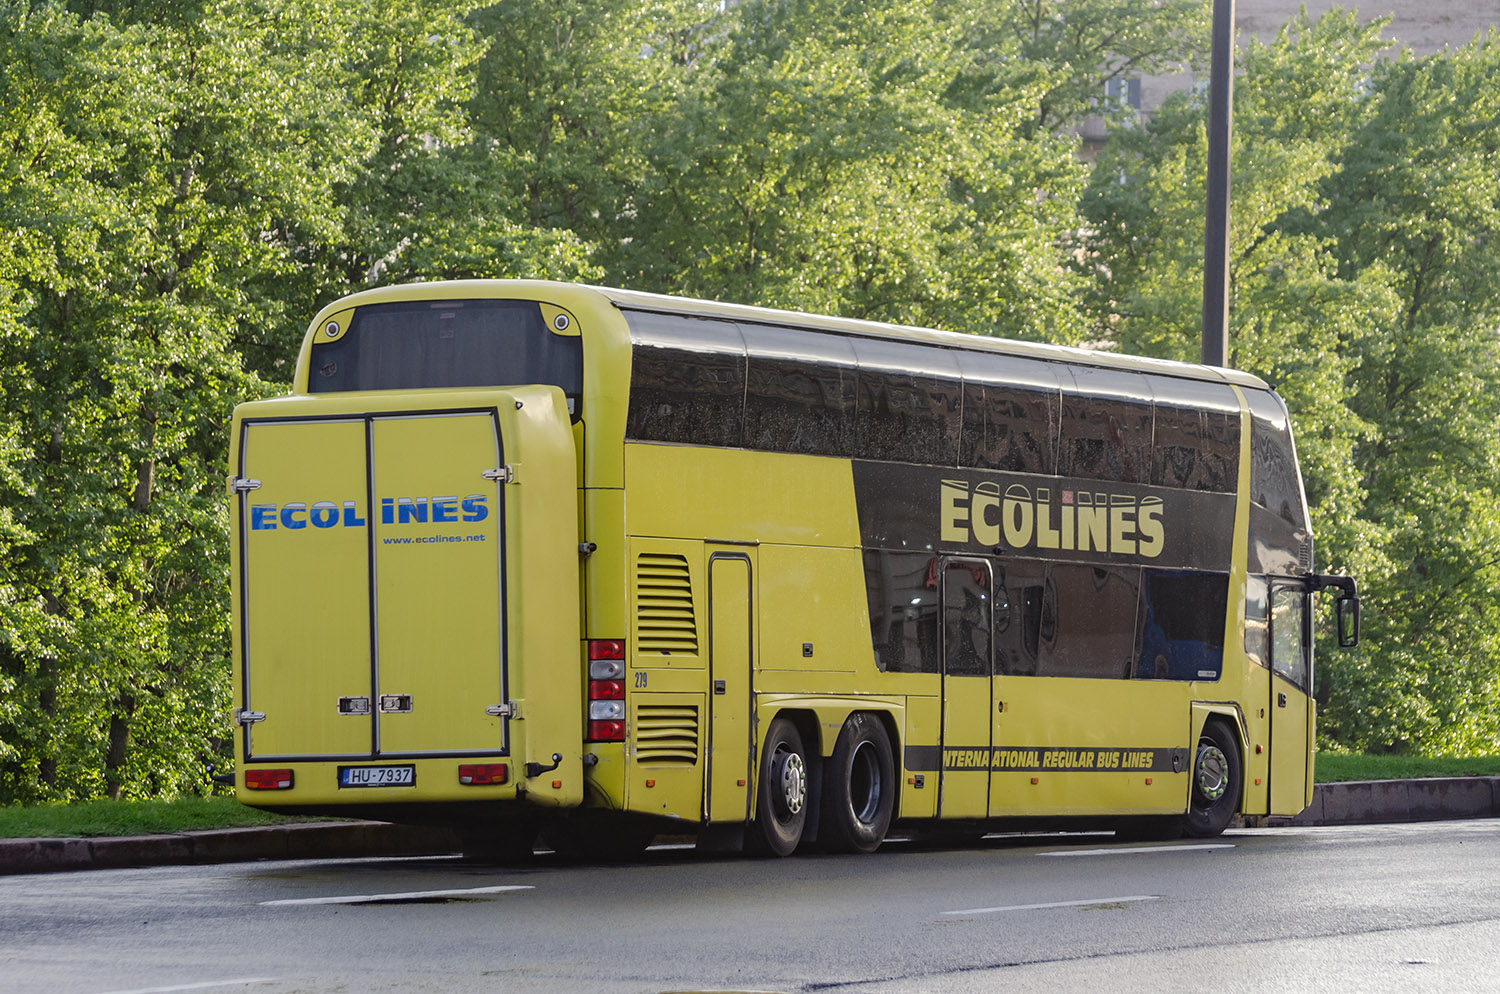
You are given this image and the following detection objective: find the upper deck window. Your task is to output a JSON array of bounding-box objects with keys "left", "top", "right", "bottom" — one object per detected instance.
[{"left": 308, "top": 299, "right": 583, "bottom": 414}]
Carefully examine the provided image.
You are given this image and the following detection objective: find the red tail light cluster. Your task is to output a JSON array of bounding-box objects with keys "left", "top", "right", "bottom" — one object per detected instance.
[
  {"left": 587, "top": 639, "right": 626, "bottom": 742},
  {"left": 244, "top": 768, "right": 294, "bottom": 790},
  {"left": 458, "top": 763, "right": 509, "bottom": 785}
]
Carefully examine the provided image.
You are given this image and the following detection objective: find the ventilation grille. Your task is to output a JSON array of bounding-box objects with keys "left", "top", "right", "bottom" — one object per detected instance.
[
  {"left": 634, "top": 704, "right": 700, "bottom": 765},
  {"left": 634, "top": 553, "right": 698, "bottom": 654}
]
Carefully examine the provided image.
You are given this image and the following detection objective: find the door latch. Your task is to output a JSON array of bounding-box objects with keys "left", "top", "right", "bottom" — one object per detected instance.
[
  {"left": 233, "top": 708, "right": 266, "bottom": 726},
  {"left": 486, "top": 701, "right": 521, "bottom": 719},
  {"left": 230, "top": 477, "right": 261, "bottom": 494},
  {"left": 482, "top": 466, "right": 514, "bottom": 484}
]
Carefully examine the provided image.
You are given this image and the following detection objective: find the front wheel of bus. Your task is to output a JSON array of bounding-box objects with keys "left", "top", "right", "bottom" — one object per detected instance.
[
  {"left": 749, "top": 717, "right": 809, "bottom": 857},
  {"left": 820, "top": 713, "right": 895, "bottom": 853},
  {"left": 1182, "top": 720, "right": 1242, "bottom": 838}
]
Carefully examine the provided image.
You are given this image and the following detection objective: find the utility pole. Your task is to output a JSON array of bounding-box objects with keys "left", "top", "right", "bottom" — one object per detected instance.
[{"left": 1201, "top": 0, "right": 1234, "bottom": 368}]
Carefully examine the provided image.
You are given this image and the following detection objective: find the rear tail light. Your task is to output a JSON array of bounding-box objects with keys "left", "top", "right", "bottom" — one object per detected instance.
[
  {"left": 589, "top": 720, "right": 625, "bottom": 741},
  {"left": 244, "top": 769, "right": 294, "bottom": 790},
  {"left": 589, "top": 639, "right": 625, "bottom": 660},
  {"left": 458, "top": 763, "right": 508, "bottom": 786},
  {"left": 587, "top": 639, "right": 627, "bottom": 742},
  {"left": 588, "top": 679, "right": 624, "bottom": 700}
]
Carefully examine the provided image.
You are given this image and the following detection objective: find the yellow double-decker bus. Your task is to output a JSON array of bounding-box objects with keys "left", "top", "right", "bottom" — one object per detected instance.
[{"left": 229, "top": 280, "right": 1358, "bottom": 857}]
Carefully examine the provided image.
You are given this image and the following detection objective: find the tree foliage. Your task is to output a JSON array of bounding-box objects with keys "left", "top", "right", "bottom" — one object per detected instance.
[{"left": 1, "top": 1, "right": 1498, "bottom": 801}]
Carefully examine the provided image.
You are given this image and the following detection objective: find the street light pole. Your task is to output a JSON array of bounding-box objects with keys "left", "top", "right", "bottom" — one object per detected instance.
[{"left": 1201, "top": 0, "right": 1234, "bottom": 368}]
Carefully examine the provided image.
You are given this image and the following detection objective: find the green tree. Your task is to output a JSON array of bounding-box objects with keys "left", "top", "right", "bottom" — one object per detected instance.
[
  {"left": 613, "top": 0, "right": 1089, "bottom": 342},
  {"left": 1313, "top": 36, "right": 1500, "bottom": 754}
]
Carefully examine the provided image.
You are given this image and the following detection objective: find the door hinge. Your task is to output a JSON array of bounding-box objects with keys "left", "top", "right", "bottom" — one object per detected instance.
[
  {"left": 486, "top": 701, "right": 521, "bottom": 719},
  {"left": 482, "top": 466, "right": 514, "bottom": 484},
  {"left": 233, "top": 708, "right": 266, "bottom": 726},
  {"left": 230, "top": 476, "right": 262, "bottom": 495}
]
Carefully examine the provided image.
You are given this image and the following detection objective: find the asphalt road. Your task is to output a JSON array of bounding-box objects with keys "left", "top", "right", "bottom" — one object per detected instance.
[{"left": 3, "top": 819, "right": 1498, "bottom": 994}]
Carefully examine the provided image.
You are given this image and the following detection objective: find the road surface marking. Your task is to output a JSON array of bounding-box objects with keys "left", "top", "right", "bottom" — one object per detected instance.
[
  {"left": 1039, "top": 843, "right": 1235, "bottom": 857},
  {"left": 260, "top": 884, "right": 533, "bottom": 906},
  {"left": 95, "top": 980, "right": 275, "bottom": 994},
  {"left": 942, "top": 895, "right": 1160, "bottom": 916}
]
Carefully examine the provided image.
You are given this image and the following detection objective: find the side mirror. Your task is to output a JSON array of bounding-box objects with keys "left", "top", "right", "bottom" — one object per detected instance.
[{"left": 1336, "top": 594, "right": 1360, "bottom": 649}]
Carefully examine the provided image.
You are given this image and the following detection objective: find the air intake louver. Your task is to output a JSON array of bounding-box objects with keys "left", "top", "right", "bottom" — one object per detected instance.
[
  {"left": 634, "top": 704, "right": 700, "bottom": 765},
  {"left": 635, "top": 553, "right": 698, "bottom": 655}
]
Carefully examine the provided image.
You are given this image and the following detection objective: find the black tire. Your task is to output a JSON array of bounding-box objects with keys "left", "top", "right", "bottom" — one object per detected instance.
[
  {"left": 819, "top": 712, "right": 895, "bottom": 854},
  {"left": 748, "top": 716, "right": 809, "bottom": 857},
  {"left": 1181, "top": 720, "right": 1242, "bottom": 838}
]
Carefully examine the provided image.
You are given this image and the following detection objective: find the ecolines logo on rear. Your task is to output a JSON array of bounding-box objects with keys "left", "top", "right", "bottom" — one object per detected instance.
[{"left": 250, "top": 495, "right": 489, "bottom": 531}]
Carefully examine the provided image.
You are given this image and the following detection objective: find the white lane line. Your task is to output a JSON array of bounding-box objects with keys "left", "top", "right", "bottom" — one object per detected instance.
[
  {"left": 95, "top": 980, "right": 275, "bottom": 994},
  {"left": 1039, "top": 843, "right": 1235, "bottom": 857},
  {"left": 942, "top": 895, "right": 1160, "bottom": 916},
  {"left": 260, "top": 884, "right": 533, "bottom": 906}
]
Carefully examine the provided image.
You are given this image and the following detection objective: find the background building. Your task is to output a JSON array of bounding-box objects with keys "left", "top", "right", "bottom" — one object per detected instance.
[{"left": 1079, "top": 0, "right": 1499, "bottom": 151}]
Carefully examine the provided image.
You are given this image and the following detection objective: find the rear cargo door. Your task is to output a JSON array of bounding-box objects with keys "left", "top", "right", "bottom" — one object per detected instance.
[
  {"left": 370, "top": 412, "right": 507, "bottom": 756},
  {"left": 238, "top": 410, "right": 508, "bottom": 761},
  {"left": 238, "top": 418, "right": 375, "bottom": 760}
]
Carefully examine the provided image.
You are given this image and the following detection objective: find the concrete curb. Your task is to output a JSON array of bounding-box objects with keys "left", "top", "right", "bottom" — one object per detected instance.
[
  {"left": 0, "top": 821, "right": 461, "bottom": 876},
  {"left": 1275, "top": 776, "right": 1500, "bottom": 827},
  {"left": 3, "top": 778, "right": 1498, "bottom": 876}
]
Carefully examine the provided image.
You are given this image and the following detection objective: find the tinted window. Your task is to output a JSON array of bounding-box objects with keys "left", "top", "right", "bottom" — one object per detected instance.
[
  {"left": 957, "top": 352, "right": 1060, "bottom": 475},
  {"left": 1146, "top": 375, "right": 1240, "bottom": 493},
  {"left": 1038, "top": 563, "right": 1140, "bottom": 679},
  {"left": 942, "top": 560, "right": 992, "bottom": 676},
  {"left": 851, "top": 339, "right": 961, "bottom": 465},
  {"left": 1136, "top": 570, "right": 1228, "bottom": 681},
  {"left": 1059, "top": 366, "right": 1152, "bottom": 484},
  {"left": 1271, "top": 586, "right": 1309, "bottom": 692},
  {"left": 309, "top": 300, "right": 582, "bottom": 410},
  {"left": 624, "top": 311, "right": 746, "bottom": 447},
  {"left": 1248, "top": 390, "right": 1305, "bottom": 526},
  {"left": 742, "top": 324, "right": 857, "bottom": 456},
  {"left": 1247, "top": 390, "right": 1310, "bottom": 573},
  {"left": 1244, "top": 574, "right": 1270, "bottom": 669},
  {"left": 994, "top": 558, "right": 1046, "bottom": 675},
  {"left": 864, "top": 550, "right": 939, "bottom": 673}
]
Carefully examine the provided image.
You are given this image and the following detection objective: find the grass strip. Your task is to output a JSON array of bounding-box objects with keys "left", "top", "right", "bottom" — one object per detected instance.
[
  {"left": 0, "top": 795, "right": 331, "bottom": 839},
  {"left": 1316, "top": 754, "right": 1500, "bottom": 782}
]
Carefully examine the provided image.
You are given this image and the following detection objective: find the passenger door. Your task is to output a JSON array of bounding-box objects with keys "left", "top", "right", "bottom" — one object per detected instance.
[
  {"left": 939, "top": 558, "right": 993, "bottom": 818},
  {"left": 1268, "top": 582, "right": 1313, "bottom": 812}
]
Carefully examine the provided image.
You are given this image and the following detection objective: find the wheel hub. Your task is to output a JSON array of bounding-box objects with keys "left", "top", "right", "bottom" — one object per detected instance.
[
  {"left": 778, "top": 751, "right": 806, "bottom": 815},
  {"left": 1195, "top": 743, "right": 1229, "bottom": 801}
]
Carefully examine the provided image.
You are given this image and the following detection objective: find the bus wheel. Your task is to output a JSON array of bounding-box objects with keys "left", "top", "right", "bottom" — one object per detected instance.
[
  {"left": 820, "top": 713, "right": 894, "bottom": 853},
  {"left": 748, "top": 717, "right": 809, "bottom": 857},
  {"left": 1181, "top": 721, "right": 1242, "bottom": 838}
]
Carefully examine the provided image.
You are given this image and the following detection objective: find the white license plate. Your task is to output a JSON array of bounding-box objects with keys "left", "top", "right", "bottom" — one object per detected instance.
[{"left": 338, "top": 765, "right": 416, "bottom": 788}]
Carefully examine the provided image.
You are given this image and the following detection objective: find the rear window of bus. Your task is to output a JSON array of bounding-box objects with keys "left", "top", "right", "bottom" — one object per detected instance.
[{"left": 308, "top": 299, "right": 582, "bottom": 415}]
